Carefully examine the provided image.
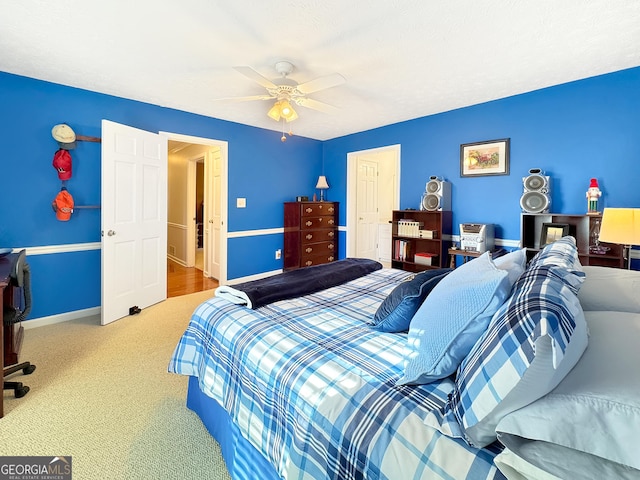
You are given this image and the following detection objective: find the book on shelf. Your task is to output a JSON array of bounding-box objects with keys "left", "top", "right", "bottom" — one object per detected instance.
[
  {"left": 397, "top": 219, "right": 423, "bottom": 237},
  {"left": 394, "top": 239, "right": 413, "bottom": 261}
]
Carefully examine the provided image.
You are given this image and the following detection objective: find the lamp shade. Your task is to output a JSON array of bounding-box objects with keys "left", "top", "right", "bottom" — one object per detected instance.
[
  {"left": 315, "top": 175, "right": 329, "bottom": 189},
  {"left": 280, "top": 100, "right": 298, "bottom": 122},
  {"left": 267, "top": 99, "right": 298, "bottom": 122},
  {"left": 598, "top": 208, "right": 640, "bottom": 245},
  {"left": 267, "top": 101, "right": 282, "bottom": 121}
]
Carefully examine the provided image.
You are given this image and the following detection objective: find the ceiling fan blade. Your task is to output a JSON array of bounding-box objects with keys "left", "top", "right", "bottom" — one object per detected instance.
[
  {"left": 295, "top": 97, "right": 339, "bottom": 113},
  {"left": 233, "top": 66, "right": 278, "bottom": 89},
  {"left": 213, "top": 94, "right": 273, "bottom": 102},
  {"left": 296, "top": 73, "right": 346, "bottom": 95}
]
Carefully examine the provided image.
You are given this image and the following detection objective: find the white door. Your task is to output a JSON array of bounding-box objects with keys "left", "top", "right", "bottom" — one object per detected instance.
[
  {"left": 185, "top": 155, "right": 203, "bottom": 268},
  {"left": 101, "top": 120, "right": 167, "bottom": 325},
  {"left": 356, "top": 158, "right": 379, "bottom": 260},
  {"left": 346, "top": 145, "right": 400, "bottom": 260},
  {"left": 205, "top": 147, "right": 222, "bottom": 279}
]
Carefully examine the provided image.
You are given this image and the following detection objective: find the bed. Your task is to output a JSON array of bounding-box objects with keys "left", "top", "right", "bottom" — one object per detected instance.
[{"left": 169, "top": 240, "right": 640, "bottom": 480}]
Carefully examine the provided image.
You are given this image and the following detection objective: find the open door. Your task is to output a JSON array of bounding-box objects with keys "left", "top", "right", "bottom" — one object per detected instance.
[
  {"left": 205, "top": 147, "right": 222, "bottom": 279},
  {"left": 101, "top": 120, "right": 168, "bottom": 325}
]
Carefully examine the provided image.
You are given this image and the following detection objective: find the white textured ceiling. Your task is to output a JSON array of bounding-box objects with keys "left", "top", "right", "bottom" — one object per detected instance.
[{"left": 2, "top": 1, "right": 639, "bottom": 140}]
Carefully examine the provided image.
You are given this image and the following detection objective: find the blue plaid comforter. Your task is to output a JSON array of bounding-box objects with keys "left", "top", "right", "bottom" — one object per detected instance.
[{"left": 169, "top": 268, "right": 504, "bottom": 480}]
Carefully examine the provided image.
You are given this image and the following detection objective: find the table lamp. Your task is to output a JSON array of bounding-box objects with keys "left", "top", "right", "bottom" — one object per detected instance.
[
  {"left": 316, "top": 175, "right": 329, "bottom": 201},
  {"left": 598, "top": 208, "right": 640, "bottom": 269}
]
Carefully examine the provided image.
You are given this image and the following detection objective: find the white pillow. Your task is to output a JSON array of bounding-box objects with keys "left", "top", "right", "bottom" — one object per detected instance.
[
  {"left": 397, "top": 252, "right": 511, "bottom": 385},
  {"left": 578, "top": 266, "right": 640, "bottom": 313},
  {"left": 496, "top": 311, "right": 640, "bottom": 473},
  {"left": 493, "top": 249, "right": 527, "bottom": 284}
]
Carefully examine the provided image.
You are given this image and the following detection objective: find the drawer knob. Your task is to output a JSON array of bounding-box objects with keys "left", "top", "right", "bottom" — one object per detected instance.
[
  {"left": 327, "top": 219, "right": 334, "bottom": 225},
  {"left": 306, "top": 234, "right": 313, "bottom": 240},
  {"left": 306, "top": 247, "right": 313, "bottom": 253},
  {"left": 328, "top": 207, "right": 334, "bottom": 213},
  {"left": 305, "top": 260, "right": 313, "bottom": 266},
  {"left": 306, "top": 221, "right": 313, "bottom": 226},
  {"left": 305, "top": 208, "right": 313, "bottom": 213},
  {"left": 328, "top": 231, "right": 334, "bottom": 237},
  {"left": 328, "top": 256, "right": 334, "bottom": 261},
  {"left": 328, "top": 244, "right": 334, "bottom": 250}
]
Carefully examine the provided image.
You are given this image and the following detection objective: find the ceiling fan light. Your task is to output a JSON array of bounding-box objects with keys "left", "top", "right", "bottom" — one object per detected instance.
[
  {"left": 284, "top": 109, "right": 298, "bottom": 122},
  {"left": 267, "top": 101, "right": 282, "bottom": 121},
  {"left": 281, "top": 100, "right": 298, "bottom": 122}
]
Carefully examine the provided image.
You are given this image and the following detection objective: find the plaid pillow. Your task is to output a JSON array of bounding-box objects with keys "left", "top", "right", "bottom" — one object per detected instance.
[
  {"left": 425, "top": 236, "right": 588, "bottom": 447},
  {"left": 529, "top": 234, "right": 584, "bottom": 273}
]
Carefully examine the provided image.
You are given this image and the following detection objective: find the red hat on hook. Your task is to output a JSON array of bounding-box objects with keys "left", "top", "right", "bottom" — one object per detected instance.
[{"left": 53, "top": 149, "right": 72, "bottom": 180}]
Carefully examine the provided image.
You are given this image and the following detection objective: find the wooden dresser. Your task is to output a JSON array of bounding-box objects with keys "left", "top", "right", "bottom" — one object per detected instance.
[{"left": 284, "top": 201, "right": 338, "bottom": 270}]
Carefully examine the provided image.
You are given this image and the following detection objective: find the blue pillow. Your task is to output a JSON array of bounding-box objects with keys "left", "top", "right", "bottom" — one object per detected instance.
[
  {"left": 371, "top": 269, "right": 451, "bottom": 332},
  {"left": 397, "top": 252, "right": 511, "bottom": 385}
]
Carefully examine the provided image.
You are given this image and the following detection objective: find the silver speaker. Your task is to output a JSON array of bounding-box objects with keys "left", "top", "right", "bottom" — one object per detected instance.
[
  {"left": 520, "top": 168, "right": 551, "bottom": 213},
  {"left": 421, "top": 176, "right": 451, "bottom": 211}
]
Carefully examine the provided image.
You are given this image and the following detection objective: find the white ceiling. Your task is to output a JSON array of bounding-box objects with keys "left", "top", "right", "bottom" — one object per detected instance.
[{"left": 2, "top": 1, "right": 639, "bottom": 141}]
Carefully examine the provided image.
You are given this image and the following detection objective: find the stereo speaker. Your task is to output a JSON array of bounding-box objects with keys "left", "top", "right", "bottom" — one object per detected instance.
[
  {"left": 421, "top": 176, "right": 451, "bottom": 211},
  {"left": 520, "top": 168, "right": 551, "bottom": 213}
]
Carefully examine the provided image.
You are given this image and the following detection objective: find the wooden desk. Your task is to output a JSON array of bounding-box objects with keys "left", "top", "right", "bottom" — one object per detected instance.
[
  {"left": 448, "top": 248, "right": 483, "bottom": 268},
  {"left": 448, "top": 248, "right": 506, "bottom": 268},
  {"left": 0, "top": 253, "right": 13, "bottom": 418}
]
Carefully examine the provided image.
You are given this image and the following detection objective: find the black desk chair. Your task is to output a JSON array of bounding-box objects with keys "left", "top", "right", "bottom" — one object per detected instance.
[{"left": 3, "top": 249, "right": 36, "bottom": 398}]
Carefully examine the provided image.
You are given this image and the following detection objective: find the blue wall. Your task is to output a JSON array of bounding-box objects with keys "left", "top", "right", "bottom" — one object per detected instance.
[
  {"left": 1, "top": 66, "right": 639, "bottom": 320},
  {"left": 324, "top": 67, "right": 640, "bottom": 242},
  {"left": 0, "top": 72, "right": 322, "bottom": 319}
]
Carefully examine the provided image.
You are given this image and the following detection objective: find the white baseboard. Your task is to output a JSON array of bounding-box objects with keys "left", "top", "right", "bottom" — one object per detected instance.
[
  {"left": 24, "top": 307, "right": 101, "bottom": 329},
  {"left": 226, "top": 269, "right": 283, "bottom": 285},
  {"left": 167, "top": 254, "right": 186, "bottom": 266}
]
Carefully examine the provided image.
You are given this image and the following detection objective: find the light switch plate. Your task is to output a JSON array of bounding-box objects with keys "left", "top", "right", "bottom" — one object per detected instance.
[{"left": 236, "top": 197, "right": 246, "bottom": 208}]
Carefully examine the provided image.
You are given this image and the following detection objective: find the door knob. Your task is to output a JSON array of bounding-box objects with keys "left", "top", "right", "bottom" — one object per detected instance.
[{"left": 107, "top": 230, "right": 116, "bottom": 236}]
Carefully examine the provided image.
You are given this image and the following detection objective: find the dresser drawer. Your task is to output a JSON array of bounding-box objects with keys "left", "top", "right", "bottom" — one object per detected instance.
[
  {"left": 301, "top": 215, "right": 336, "bottom": 230},
  {"left": 300, "top": 240, "right": 336, "bottom": 257},
  {"left": 301, "top": 252, "right": 336, "bottom": 267},
  {"left": 301, "top": 229, "right": 336, "bottom": 243},
  {"left": 301, "top": 203, "right": 336, "bottom": 217}
]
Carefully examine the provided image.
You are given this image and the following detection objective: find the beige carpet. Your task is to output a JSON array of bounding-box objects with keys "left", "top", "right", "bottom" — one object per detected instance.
[{"left": 1, "top": 290, "right": 232, "bottom": 480}]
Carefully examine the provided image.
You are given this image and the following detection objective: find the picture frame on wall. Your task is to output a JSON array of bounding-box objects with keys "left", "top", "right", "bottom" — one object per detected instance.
[
  {"left": 540, "top": 223, "right": 570, "bottom": 247},
  {"left": 460, "top": 138, "right": 510, "bottom": 177}
]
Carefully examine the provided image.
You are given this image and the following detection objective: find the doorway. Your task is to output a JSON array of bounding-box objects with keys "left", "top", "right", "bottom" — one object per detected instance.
[
  {"left": 167, "top": 260, "right": 218, "bottom": 297},
  {"left": 164, "top": 132, "right": 228, "bottom": 297},
  {"left": 346, "top": 145, "right": 400, "bottom": 267}
]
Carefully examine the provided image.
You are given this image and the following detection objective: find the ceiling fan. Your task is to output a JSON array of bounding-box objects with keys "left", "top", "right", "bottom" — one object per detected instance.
[{"left": 225, "top": 61, "right": 346, "bottom": 122}]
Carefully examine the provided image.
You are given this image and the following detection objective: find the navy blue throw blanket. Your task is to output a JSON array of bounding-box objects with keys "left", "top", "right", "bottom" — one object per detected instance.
[{"left": 215, "top": 258, "right": 383, "bottom": 309}]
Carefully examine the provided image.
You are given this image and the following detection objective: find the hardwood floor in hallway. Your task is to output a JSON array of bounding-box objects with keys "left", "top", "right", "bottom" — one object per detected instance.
[{"left": 167, "top": 258, "right": 218, "bottom": 298}]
